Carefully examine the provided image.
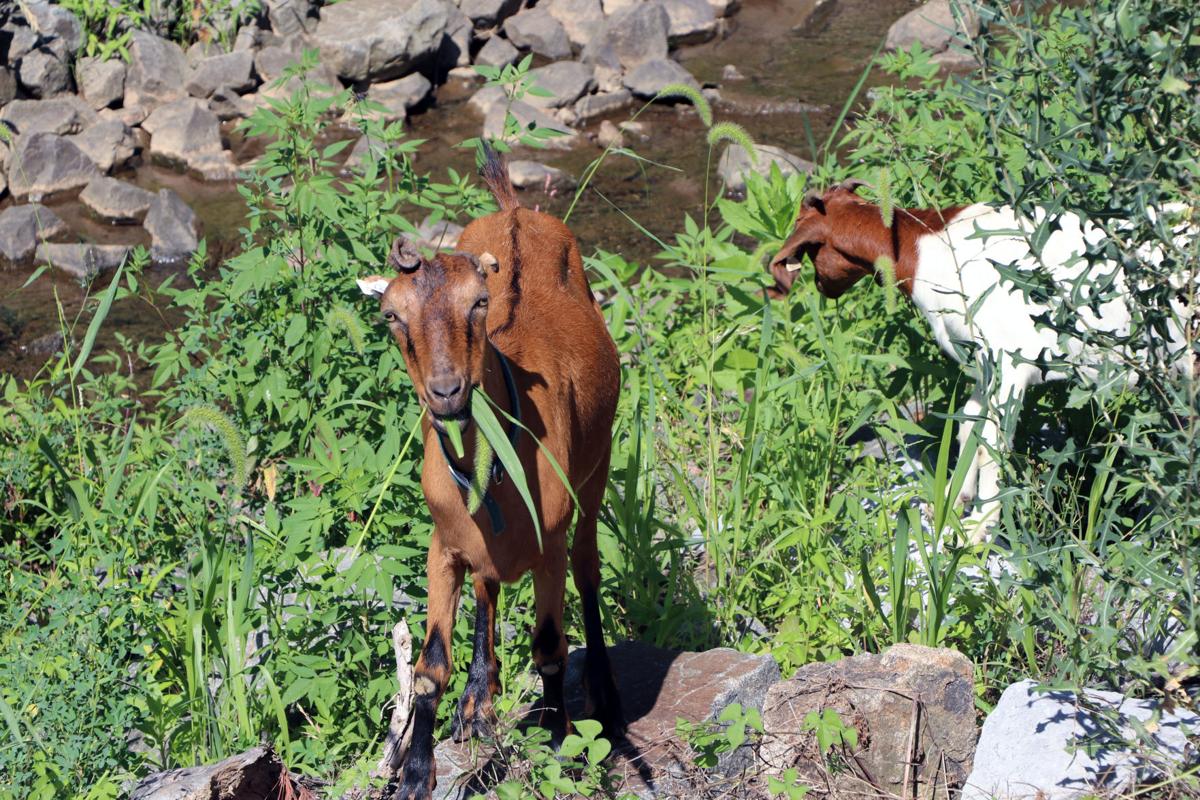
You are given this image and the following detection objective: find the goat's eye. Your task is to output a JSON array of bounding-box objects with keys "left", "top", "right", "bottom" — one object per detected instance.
[
  {"left": 474, "top": 297, "right": 489, "bottom": 311},
  {"left": 382, "top": 311, "right": 398, "bottom": 323}
]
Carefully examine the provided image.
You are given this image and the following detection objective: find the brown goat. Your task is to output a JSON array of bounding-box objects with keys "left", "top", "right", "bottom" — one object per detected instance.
[{"left": 357, "top": 147, "right": 624, "bottom": 800}]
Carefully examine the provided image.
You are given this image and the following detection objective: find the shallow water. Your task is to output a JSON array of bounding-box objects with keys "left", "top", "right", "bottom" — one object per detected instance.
[{"left": 0, "top": 0, "right": 916, "bottom": 379}]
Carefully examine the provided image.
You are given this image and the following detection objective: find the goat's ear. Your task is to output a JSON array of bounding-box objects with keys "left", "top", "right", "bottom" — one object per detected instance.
[
  {"left": 357, "top": 275, "right": 391, "bottom": 298},
  {"left": 388, "top": 237, "right": 422, "bottom": 272},
  {"left": 479, "top": 252, "right": 499, "bottom": 273},
  {"left": 802, "top": 191, "right": 825, "bottom": 214}
]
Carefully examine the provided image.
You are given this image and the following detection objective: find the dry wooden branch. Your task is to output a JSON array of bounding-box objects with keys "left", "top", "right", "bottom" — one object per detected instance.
[
  {"left": 375, "top": 620, "right": 415, "bottom": 778},
  {"left": 904, "top": 696, "right": 920, "bottom": 800}
]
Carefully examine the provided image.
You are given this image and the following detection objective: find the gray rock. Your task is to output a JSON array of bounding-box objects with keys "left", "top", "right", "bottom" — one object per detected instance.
[
  {"left": 622, "top": 57, "right": 699, "bottom": 99},
  {"left": 253, "top": 42, "right": 305, "bottom": 83},
  {"left": 127, "top": 747, "right": 284, "bottom": 800},
  {"left": 20, "top": 331, "right": 67, "bottom": 358},
  {"left": 79, "top": 177, "right": 155, "bottom": 222},
  {"left": 885, "top": 0, "right": 979, "bottom": 54},
  {"left": 0, "top": 66, "right": 16, "bottom": 108},
  {"left": 367, "top": 72, "right": 432, "bottom": 121},
  {"left": 708, "top": 0, "right": 739, "bottom": 17},
  {"left": 508, "top": 159, "right": 576, "bottom": 190},
  {"left": 68, "top": 119, "right": 139, "bottom": 173},
  {"left": 546, "top": 0, "right": 604, "bottom": 48},
  {"left": 145, "top": 188, "right": 200, "bottom": 263},
  {"left": 721, "top": 63, "right": 745, "bottom": 81},
  {"left": 414, "top": 212, "right": 464, "bottom": 250},
  {"left": 35, "top": 243, "right": 131, "bottom": 278},
  {"left": 23, "top": 2, "right": 84, "bottom": 52},
  {"left": 527, "top": 61, "right": 596, "bottom": 109},
  {"left": 583, "top": 2, "right": 670, "bottom": 72},
  {"left": 441, "top": 5, "right": 473, "bottom": 68},
  {"left": 209, "top": 86, "right": 254, "bottom": 120},
  {"left": 482, "top": 99, "right": 578, "bottom": 149},
  {"left": 0, "top": 96, "right": 96, "bottom": 136},
  {"left": 125, "top": 30, "right": 189, "bottom": 107},
  {"left": 18, "top": 50, "right": 71, "bottom": 98},
  {"left": 717, "top": 142, "right": 814, "bottom": 192},
  {"left": 468, "top": 85, "right": 507, "bottom": 117},
  {"left": 761, "top": 644, "right": 977, "bottom": 798},
  {"left": 596, "top": 118, "right": 623, "bottom": 148},
  {"left": 660, "top": 0, "right": 717, "bottom": 44},
  {"left": 0, "top": 204, "right": 69, "bottom": 263},
  {"left": 963, "top": 679, "right": 1200, "bottom": 800},
  {"left": 458, "top": 0, "right": 523, "bottom": 28},
  {"left": 574, "top": 88, "right": 632, "bottom": 120},
  {"left": 141, "top": 99, "right": 236, "bottom": 180},
  {"left": 266, "top": 0, "right": 316, "bottom": 37},
  {"left": 314, "top": 0, "right": 457, "bottom": 82},
  {"left": 475, "top": 35, "right": 520, "bottom": 68},
  {"left": 931, "top": 46, "right": 978, "bottom": 70},
  {"left": 792, "top": 0, "right": 837, "bottom": 33},
  {"left": 233, "top": 24, "right": 264, "bottom": 52},
  {"left": 343, "top": 135, "right": 389, "bottom": 171},
  {"left": 77, "top": 57, "right": 127, "bottom": 110},
  {"left": 4, "top": 24, "right": 38, "bottom": 63},
  {"left": 7, "top": 133, "right": 100, "bottom": 200},
  {"left": 186, "top": 51, "right": 256, "bottom": 98},
  {"left": 0, "top": 166, "right": 6, "bottom": 199},
  {"left": 186, "top": 40, "right": 226, "bottom": 65},
  {"left": 503, "top": 8, "right": 572, "bottom": 60}
]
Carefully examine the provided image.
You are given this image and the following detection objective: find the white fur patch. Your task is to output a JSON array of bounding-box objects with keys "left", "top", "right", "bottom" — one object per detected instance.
[
  {"left": 357, "top": 277, "right": 391, "bottom": 298},
  {"left": 414, "top": 676, "right": 437, "bottom": 696},
  {"left": 538, "top": 662, "right": 560, "bottom": 676}
]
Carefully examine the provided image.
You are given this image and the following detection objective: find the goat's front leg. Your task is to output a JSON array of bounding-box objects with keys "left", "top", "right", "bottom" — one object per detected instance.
[
  {"left": 396, "top": 537, "right": 464, "bottom": 800},
  {"left": 955, "top": 391, "right": 984, "bottom": 507},
  {"left": 451, "top": 575, "right": 500, "bottom": 742},
  {"left": 531, "top": 554, "right": 570, "bottom": 747},
  {"left": 962, "top": 368, "right": 1033, "bottom": 544}
]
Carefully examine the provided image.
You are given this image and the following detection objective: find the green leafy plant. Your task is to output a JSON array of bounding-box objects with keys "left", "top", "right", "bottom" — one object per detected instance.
[{"left": 676, "top": 703, "right": 764, "bottom": 769}]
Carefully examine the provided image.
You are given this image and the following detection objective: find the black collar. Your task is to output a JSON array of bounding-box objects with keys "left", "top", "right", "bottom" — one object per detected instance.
[{"left": 435, "top": 345, "right": 521, "bottom": 534}]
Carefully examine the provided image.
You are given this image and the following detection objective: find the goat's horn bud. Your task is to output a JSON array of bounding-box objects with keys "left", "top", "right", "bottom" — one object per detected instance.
[
  {"left": 838, "top": 178, "right": 870, "bottom": 194},
  {"left": 389, "top": 237, "right": 422, "bottom": 273},
  {"left": 479, "top": 252, "right": 498, "bottom": 273}
]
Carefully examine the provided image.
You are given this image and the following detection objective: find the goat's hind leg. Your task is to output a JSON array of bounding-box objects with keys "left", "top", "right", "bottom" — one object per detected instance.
[
  {"left": 451, "top": 575, "right": 500, "bottom": 742},
  {"left": 955, "top": 391, "right": 984, "bottom": 507},
  {"left": 531, "top": 555, "right": 571, "bottom": 747}
]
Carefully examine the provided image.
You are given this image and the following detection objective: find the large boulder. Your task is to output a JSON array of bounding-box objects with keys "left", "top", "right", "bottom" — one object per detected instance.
[
  {"left": 17, "top": 50, "right": 72, "bottom": 98},
  {"left": 0, "top": 204, "right": 69, "bottom": 264},
  {"left": 0, "top": 96, "right": 96, "bottom": 136},
  {"left": 141, "top": 99, "right": 236, "bottom": 180},
  {"left": 145, "top": 188, "right": 200, "bottom": 264},
  {"left": 68, "top": 119, "right": 139, "bottom": 173},
  {"left": 508, "top": 160, "right": 577, "bottom": 191},
  {"left": 23, "top": 2, "right": 85, "bottom": 53},
  {"left": 366, "top": 73, "right": 433, "bottom": 121},
  {"left": 125, "top": 30, "right": 189, "bottom": 108},
  {"left": 546, "top": 0, "right": 605, "bottom": 48},
  {"left": 623, "top": 57, "right": 700, "bottom": 99},
  {"left": 885, "top": 0, "right": 979, "bottom": 54},
  {"left": 458, "top": 0, "right": 523, "bottom": 28},
  {"left": 660, "top": 0, "right": 718, "bottom": 44},
  {"left": 0, "top": 66, "right": 17, "bottom": 108},
  {"left": 265, "top": 0, "right": 317, "bottom": 37},
  {"left": 717, "top": 142, "right": 815, "bottom": 192},
  {"left": 761, "top": 644, "right": 977, "bottom": 799},
  {"left": 440, "top": 5, "right": 473, "bottom": 68},
  {"left": 583, "top": 2, "right": 671, "bottom": 72},
  {"left": 503, "top": 8, "right": 572, "bottom": 60},
  {"left": 186, "top": 50, "right": 256, "bottom": 98},
  {"left": 7, "top": 133, "right": 100, "bottom": 200},
  {"left": 475, "top": 35, "right": 520, "bottom": 68},
  {"left": 35, "top": 243, "right": 131, "bottom": 279},
  {"left": 79, "top": 177, "right": 155, "bottom": 222},
  {"left": 77, "top": 57, "right": 127, "bottom": 110},
  {"left": 482, "top": 100, "right": 578, "bottom": 150},
  {"left": 128, "top": 747, "right": 284, "bottom": 800},
  {"left": 963, "top": 680, "right": 1200, "bottom": 800},
  {"left": 314, "top": 0, "right": 457, "bottom": 83},
  {"left": 526, "top": 61, "right": 596, "bottom": 109}
]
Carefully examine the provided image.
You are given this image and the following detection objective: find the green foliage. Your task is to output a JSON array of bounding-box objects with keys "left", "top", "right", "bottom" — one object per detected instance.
[
  {"left": 676, "top": 703, "right": 763, "bottom": 770},
  {"left": 802, "top": 708, "right": 858, "bottom": 756},
  {"left": 494, "top": 721, "right": 631, "bottom": 800}
]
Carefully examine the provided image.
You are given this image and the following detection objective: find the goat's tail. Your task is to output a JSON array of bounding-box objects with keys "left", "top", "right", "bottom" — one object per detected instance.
[{"left": 480, "top": 141, "right": 520, "bottom": 212}]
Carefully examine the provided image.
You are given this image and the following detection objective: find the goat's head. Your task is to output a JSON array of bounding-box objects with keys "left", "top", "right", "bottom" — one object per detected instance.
[
  {"left": 358, "top": 237, "right": 500, "bottom": 429},
  {"left": 768, "top": 179, "right": 875, "bottom": 299}
]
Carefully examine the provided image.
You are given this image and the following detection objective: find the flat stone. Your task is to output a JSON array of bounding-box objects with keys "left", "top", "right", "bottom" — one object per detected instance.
[
  {"left": 717, "top": 142, "right": 815, "bottom": 193},
  {"left": 142, "top": 98, "right": 236, "bottom": 180},
  {"left": 128, "top": 747, "right": 284, "bottom": 800},
  {"left": 458, "top": 0, "right": 523, "bottom": 28},
  {"left": 622, "top": 57, "right": 700, "bottom": 99},
  {"left": 186, "top": 51, "right": 256, "bottom": 98},
  {"left": 79, "top": 177, "right": 155, "bottom": 222},
  {"left": 885, "top": 0, "right": 979, "bottom": 54},
  {"left": 77, "top": 57, "right": 127, "bottom": 110},
  {"left": 7, "top": 133, "right": 100, "bottom": 200},
  {"left": 125, "top": 30, "right": 189, "bottom": 107},
  {"left": 527, "top": 61, "right": 596, "bottom": 109},
  {"left": 761, "top": 644, "right": 977, "bottom": 798},
  {"left": 503, "top": 8, "right": 572, "bottom": 60},
  {"left": 68, "top": 119, "right": 139, "bottom": 174},
  {"left": 18, "top": 50, "right": 71, "bottom": 98},
  {"left": 0, "top": 204, "right": 69, "bottom": 263},
  {"left": 35, "top": 243, "right": 131, "bottom": 279},
  {"left": 23, "top": 2, "right": 85, "bottom": 52},
  {"left": 546, "top": 0, "right": 604, "bottom": 48},
  {"left": 366, "top": 72, "right": 433, "bottom": 120},
  {"left": 475, "top": 35, "right": 520, "bottom": 68},
  {"left": 508, "top": 159, "right": 576, "bottom": 191},
  {"left": 583, "top": 2, "right": 670, "bottom": 72},
  {"left": 0, "top": 96, "right": 96, "bottom": 137},
  {"left": 963, "top": 679, "right": 1200, "bottom": 800},
  {"left": 482, "top": 100, "right": 579, "bottom": 150},
  {"left": 145, "top": 188, "right": 200, "bottom": 264},
  {"left": 660, "top": 0, "right": 718, "bottom": 44},
  {"left": 314, "top": 0, "right": 457, "bottom": 82},
  {"left": 574, "top": 88, "right": 632, "bottom": 120}
]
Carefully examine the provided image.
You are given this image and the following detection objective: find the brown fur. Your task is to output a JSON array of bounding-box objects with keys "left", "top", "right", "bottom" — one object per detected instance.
[
  {"left": 767, "top": 182, "right": 965, "bottom": 299},
  {"left": 360, "top": 149, "right": 623, "bottom": 800}
]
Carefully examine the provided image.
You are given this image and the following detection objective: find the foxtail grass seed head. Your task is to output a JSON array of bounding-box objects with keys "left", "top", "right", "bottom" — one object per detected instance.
[
  {"left": 327, "top": 304, "right": 367, "bottom": 356},
  {"left": 468, "top": 432, "right": 494, "bottom": 515},
  {"left": 707, "top": 122, "right": 757, "bottom": 166},
  {"left": 655, "top": 83, "right": 713, "bottom": 128},
  {"left": 878, "top": 168, "right": 894, "bottom": 229},
  {"left": 875, "top": 255, "right": 898, "bottom": 313},
  {"left": 179, "top": 405, "right": 249, "bottom": 488}
]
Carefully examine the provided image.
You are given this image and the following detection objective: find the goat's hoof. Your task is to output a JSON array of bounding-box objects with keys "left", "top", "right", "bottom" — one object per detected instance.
[
  {"left": 450, "top": 690, "right": 495, "bottom": 742},
  {"left": 537, "top": 708, "right": 571, "bottom": 750}
]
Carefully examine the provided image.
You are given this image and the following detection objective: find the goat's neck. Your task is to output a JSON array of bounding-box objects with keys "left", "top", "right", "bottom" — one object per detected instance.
[
  {"left": 834, "top": 202, "right": 965, "bottom": 298},
  {"left": 461, "top": 342, "right": 515, "bottom": 458}
]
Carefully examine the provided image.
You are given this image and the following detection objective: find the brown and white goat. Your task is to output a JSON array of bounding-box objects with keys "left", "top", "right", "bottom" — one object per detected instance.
[
  {"left": 357, "top": 149, "right": 624, "bottom": 800},
  {"left": 769, "top": 180, "right": 1194, "bottom": 542}
]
